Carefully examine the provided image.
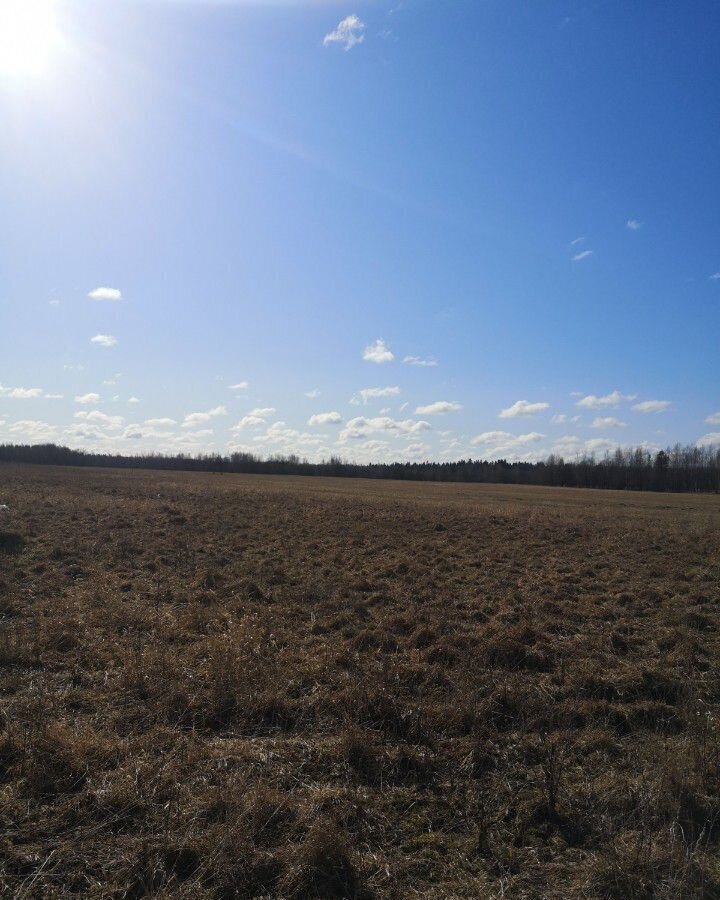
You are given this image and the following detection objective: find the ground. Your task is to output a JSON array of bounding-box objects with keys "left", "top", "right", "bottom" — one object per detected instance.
[{"left": 0, "top": 464, "right": 719, "bottom": 899}]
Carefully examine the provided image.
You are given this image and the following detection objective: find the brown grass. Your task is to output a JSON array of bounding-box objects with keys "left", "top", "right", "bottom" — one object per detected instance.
[{"left": 0, "top": 464, "right": 719, "bottom": 898}]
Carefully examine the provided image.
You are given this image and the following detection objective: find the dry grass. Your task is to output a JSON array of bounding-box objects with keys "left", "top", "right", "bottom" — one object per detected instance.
[{"left": 0, "top": 464, "right": 719, "bottom": 898}]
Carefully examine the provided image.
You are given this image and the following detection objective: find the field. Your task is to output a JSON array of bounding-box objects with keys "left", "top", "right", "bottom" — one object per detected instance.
[{"left": 1, "top": 465, "right": 719, "bottom": 899}]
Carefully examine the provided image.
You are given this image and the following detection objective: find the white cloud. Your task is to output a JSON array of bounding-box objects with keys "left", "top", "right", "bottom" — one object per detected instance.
[
  {"left": 0, "top": 386, "right": 43, "bottom": 399},
  {"left": 308, "top": 411, "right": 343, "bottom": 426},
  {"left": 88, "top": 287, "right": 122, "bottom": 302},
  {"left": 570, "top": 236, "right": 585, "bottom": 246},
  {"left": 551, "top": 413, "right": 578, "bottom": 424},
  {"left": 182, "top": 405, "right": 227, "bottom": 427},
  {"left": 75, "top": 393, "right": 101, "bottom": 405},
  {"left": 632, "top": 400, "right": 671, "bottom": 413},
  {"left": 499, "top": 400, "right": 549, "bottom": 418},
  {"left": 228, "top": 381, "right": 249, "bottom": 391},
  {"left": 304, "top": 389, "right": 320, "bottom": 398},
  {"left": 710, "top": 272, "right": 720, "bottom": 282},
  {"left": 626, "top": 219, "right": 642, "bottom": 230},
  {"left": 75, "top": 410, "right": 124, "bottom": 430},
  {"left": 6, "top": 420, "right": 58, "bottom": 440},
  {"left": 248, "top": 407, "right": 275, "bottom": 418},
  {"left": 356, "top": 386, "right": 400, "bottom": 404},
  {"left": 49, "top": 299, "right": 60, "bottom": 306},
  {"left": 573, "top": 250, "right": 593, "bottom": 261},
  {"left": 323, "top": 14, "right": 365, "bottom": 51},
  {"left": 592, "top": 416, "right": 626, "bottom": 429},
  {"left": 363, "top": 338, "right": 394, "bottom": 364},
  {"left": 339, "top": 416, "right": 431, "bottom": 442},
  {"left": 471, "top": 430, "right": 544, "bottom": 447},
  {"left": 575, "top": 390, "right": 634, "bottom": 409},
  {"left": 145, "top": 418, "right": 176, "bottom": 427},
  {"left": 697, "top": 432, "right": 720, "bottom": 448},
  {"left": 415, "top": 400, "right": 462, "bottom": 415},
  {"left": 705, "top": 411, "right": 720, "bottom": 426},
  {"left": 91, "top": 334, "right": 117, "bottom": 347},
  {"left": 403, "top": 356, "right": 438, "bottom": 367},
  {"left": 230, "top": 416, "right": 266, "bottom": 432}
]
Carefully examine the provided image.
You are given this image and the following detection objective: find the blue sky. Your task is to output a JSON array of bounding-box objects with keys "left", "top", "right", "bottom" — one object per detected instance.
[{"left": 1, "top": 0, "right": 719, "bottom": 463}]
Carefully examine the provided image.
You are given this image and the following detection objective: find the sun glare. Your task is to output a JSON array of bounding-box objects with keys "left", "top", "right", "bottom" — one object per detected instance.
[{"left": 0, "top": 0, "right": 61, "bottom": 80}]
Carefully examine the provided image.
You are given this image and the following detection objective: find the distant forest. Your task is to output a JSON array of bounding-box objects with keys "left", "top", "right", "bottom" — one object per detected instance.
[{"left": 1, "top": 442, "right": 719, "bottom": 493}]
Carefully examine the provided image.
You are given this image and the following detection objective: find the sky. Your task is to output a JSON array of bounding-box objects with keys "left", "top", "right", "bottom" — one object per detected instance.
[{"left": 1, "top": 0, "right": 719, "bottom": 464}]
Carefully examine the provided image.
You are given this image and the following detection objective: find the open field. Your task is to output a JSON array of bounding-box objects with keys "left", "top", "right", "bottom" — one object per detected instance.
[{"left": 1, "top": 464, "right": 719, "bottom": 899}]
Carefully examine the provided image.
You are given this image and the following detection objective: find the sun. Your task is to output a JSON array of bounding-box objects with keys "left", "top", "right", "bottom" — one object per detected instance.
[{"left": 0, "top": 0, "right": 61, "bottom": 80}]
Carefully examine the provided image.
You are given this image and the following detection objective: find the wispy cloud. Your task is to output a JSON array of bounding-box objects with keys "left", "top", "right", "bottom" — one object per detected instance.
[
  {"left": 304, "top": 389, "right": 320, "bottom": 399},
  {"left": 570, "top": 236, "right": 585, "bottom": 247},
  {"left": 403, "top": 356, "right": 438, "bottom": 367},
  {"left": 363, "top": 338, "right": 394, "bottom": 364},
  {"left": 626, "top": 219, "right": 642, "bottom": 231},
  {"left": 0, "top": 385, "right": 46, "bottom": 399},
  {"left": 323, "top": 14, "right": 365, "bottom": 51},
  {"left": 91, "top": 334, "right": 117, "bottom": 347},
  {"left": 632, "top": 400, "right": 671, "bottom": 413},
  {"left": 88, "top": 287, "right": 122, "bottom": 302},
  {"left": 228, "top": 381, "right": 249, "bottom": 391},
  {"left": 697, "top": 432, "right": 720, "bottom": 448},
  {"left": 573, "top": 250, "right": 593, "bottom": 262},
  {"left": 710, "top": 272, "right": 720, "bottom": 282},
  {"left": 415, "top": 400, "right": 462, "bottom": 415},
  {"left": 706, "top": 411, "right": 720, "bottom": 426},
  {"left": 355, "top": 386, "right": 400, "bottom": 404},
  {"left": 575, "top": 390, "right": 635, "bottom": 409},
  {"left": 145, "top": 418, "right": 176, "bottom": 427},
  {"left": 592, "top": 416, "right": 626, "bottom": 428},
  {"left": 182, "top": 405, "right": 227, "bottom": 427},
  {"left": 75, "top": 393, "right": 101, "bottom": 405},
  {"left": 339, "top": 416, "right": 431, "bottom": 442},
  {"left": 499, "top": 400, "right": 549, "bottom": 418},
  {"left": 308, "top": 411, "right": 343, "bottom": 426}
]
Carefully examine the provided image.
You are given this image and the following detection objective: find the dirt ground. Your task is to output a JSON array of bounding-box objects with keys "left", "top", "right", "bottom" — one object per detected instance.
[{"left": 1, "top": 464, "right": 719, "bottom": 898}]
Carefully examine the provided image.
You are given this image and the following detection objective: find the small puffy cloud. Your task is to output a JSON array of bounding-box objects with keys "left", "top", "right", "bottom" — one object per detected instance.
[
  {"left": 145, "top": 417, "right": 176, "bottom": 427},
  {"left": 471, "top": 430, "right": 544, "bottom": 447},
  {"left": 697, "top": 432, "right": 720, "bottom": 448},
  {"left": 339, "top": 416, "right": 431, "bottom": 442},
  {"left": 228, "top": 381, "right": 249, "bottom": 391},
  {"left": 626, "top": 219, "right": 642, "bottom": 230},
  {"left": 91, "top": 334, "right": 117, "bottom": 347},
  {"left": 246, "top": 407, "right": 275, "bottom": 418},
  {"left": 1, "top": 386, "right": 43, "bottom": 399},
  {"left": 363, "top": 338, "right": 394, "bottom": 364},
  {"left": 632, "top": 400, "right": 671, "bottom": 413},
  {"left": 49, "top": 299, "right": 60, "bottom": 306},
  {"left": 75, "top": 393, "right": 101, "bottom": 405},
  {"left": 7, "top": 419, "right": 58, "bottom": 440},
  {"left": 403, "top": 356, "right": 438, "bottom": 367},
  {"left": 230, "top": 416, "right": 266, "bottom": 432},
  {"left": 323, "top": 14, "right": 365, "bottom": 50},
  {"left": 575, "top": 390, "right": 634, "bottom": 409},
  {"left": 499, "top": 400, "right": 549, "bottom": 418},
  {"left": 182, "top": 405, "right": 227, "bottom": 427},
  {"left": 705, "top": 411, "right": 720, "bottom": 426},
  {"left": 75, "top": 410, "right": 124, "bottom": 430},
  {"left": 304, "top": 389, "right": 320, "bottom": 398},
  {"left": 415, "top": 400, "right": 462, "bottom": 415},
  {"left": 550, "top": 413, "right": 580, "bottom": 424},
  {"left": 355, "top": 386, "right": 400, "bottom": 404},
  {"left": 308, "top": 411, "right": 343, "bottom": 426},
  {"left": 592, "top": 416, "right": 626, "bottom": 429},
  {"left": 128, "top": 396, "right": 140, "bottom": 404},
  {"left": 710, "top": 272, "right": 720, "bottom": 282},
  {"left": 88, "top": 287, "right": 122, "bottom": 301},
  {"left": 573, "top": 250, "right": 593, "bottom": 261}
]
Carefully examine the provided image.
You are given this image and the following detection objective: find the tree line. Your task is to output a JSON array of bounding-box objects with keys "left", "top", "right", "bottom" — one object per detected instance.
[{"left": 0, "top": 442, "right": 718, "bottom": 493}]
